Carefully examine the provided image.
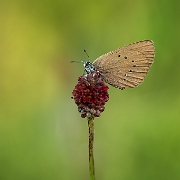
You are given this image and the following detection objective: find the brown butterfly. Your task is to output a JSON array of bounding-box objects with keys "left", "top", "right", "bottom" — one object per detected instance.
[{"left": 83, "top": 40, "right": 155, "bottom": 90}]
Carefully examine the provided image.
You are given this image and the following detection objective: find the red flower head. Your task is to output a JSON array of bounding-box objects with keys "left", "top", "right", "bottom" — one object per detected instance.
[{"left": 72, "top": 71, "right": 109, "bottom": 119}]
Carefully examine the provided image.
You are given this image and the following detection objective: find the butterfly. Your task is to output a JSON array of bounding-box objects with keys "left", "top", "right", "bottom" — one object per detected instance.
[{"left": 83, "top": 40, "right": 155, "bottom": 90}]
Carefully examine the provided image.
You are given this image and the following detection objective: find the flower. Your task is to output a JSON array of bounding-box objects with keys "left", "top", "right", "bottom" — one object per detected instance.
[{"left": 72, "top": 71, "right": 109, "bottom": 119}]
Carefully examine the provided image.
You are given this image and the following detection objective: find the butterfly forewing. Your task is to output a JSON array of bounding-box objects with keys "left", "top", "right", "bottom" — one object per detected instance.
[{"left": 92, "top": 40, "right": 155, "bottom": 89}]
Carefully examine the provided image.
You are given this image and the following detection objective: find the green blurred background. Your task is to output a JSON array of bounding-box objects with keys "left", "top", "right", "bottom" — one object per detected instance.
[{"left": 0, "top": 0, "right": 180, "bottom": 179}]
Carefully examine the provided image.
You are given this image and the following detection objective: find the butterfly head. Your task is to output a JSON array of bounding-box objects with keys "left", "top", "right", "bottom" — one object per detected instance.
[{"left": 83, "top": 61, "right": 96, "bottom": 74}]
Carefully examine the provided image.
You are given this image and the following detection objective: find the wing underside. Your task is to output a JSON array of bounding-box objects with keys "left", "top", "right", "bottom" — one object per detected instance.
[{"left": 92, "top": 40, "right": 155, "bottom": 89}]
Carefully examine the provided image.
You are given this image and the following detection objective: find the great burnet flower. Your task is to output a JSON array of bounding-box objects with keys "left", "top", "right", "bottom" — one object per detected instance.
[{"left": 72, "top": 71, "right": 109, "bottom": 119}]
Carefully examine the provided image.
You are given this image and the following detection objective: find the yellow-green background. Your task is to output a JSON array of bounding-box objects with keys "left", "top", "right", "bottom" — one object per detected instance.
[{"left": 1, "top": 0, "right": 180, "bottom": 179}]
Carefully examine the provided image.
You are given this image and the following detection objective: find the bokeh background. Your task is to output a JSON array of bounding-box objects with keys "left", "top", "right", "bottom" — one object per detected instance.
[{"left": 1, "top": 0, "right": 180, "bottom": 179}]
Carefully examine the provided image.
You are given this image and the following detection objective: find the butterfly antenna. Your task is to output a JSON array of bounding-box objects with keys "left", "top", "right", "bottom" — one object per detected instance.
[
  {"left": 84, "top": 49, "right": 90, "bottom": 59},
  {"left": 70, "top": 61, "right": 82, "bottom": 63}
]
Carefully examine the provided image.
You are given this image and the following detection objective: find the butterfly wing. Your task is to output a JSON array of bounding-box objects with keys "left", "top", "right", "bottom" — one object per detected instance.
[{"left": 92, "top": 40, "right": 155, "bottom": 89}]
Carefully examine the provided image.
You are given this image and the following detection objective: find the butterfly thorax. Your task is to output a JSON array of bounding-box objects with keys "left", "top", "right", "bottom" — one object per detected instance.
[{"left": 83, "top": 61, "right": 96, "bottom": 74}]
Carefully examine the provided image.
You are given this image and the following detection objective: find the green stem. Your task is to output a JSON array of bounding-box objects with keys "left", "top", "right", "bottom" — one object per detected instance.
[{"left": 88, "top": 117, "right": 95, "bottom": 180}]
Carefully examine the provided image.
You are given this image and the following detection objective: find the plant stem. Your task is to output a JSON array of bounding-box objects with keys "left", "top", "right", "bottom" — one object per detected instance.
[{"left": 88, "top": 117, "right": 95, "bottom": 180}]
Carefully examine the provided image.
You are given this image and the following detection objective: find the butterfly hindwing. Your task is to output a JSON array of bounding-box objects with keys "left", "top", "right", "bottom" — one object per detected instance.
[{"left": 92, "top": 40, "right": 155, "bottom": 89}]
